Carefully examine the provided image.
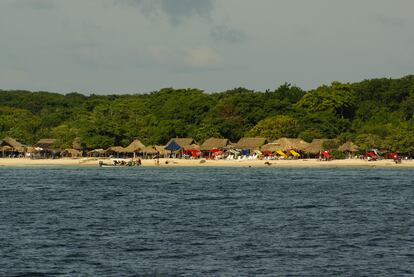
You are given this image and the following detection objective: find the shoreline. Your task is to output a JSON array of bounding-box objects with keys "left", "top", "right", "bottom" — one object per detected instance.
[{"left": 0, "top": 158, "right": 413, "bottom": 169}]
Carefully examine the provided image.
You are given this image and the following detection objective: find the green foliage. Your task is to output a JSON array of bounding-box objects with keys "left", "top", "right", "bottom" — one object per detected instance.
[
  {"left": 247, "top": 115, "right": 298, "bottom": 139},
  {"left": 330, "top": 150, "right": 346, "bottom": 159},
  {"left": 295, "top": 82, "right": 357, "bottom": 118},
  {"left": 298, "top": 129, "right": 323, "bottom": 142},
  {"left": 1, "top": 75, "right": 414, "bottom": 154},
  {"left": 51, "top": 124, "right": 79, "bottom": 148},
  {"left": 322, "top": 140, "right": 340, "bottom": 151}
]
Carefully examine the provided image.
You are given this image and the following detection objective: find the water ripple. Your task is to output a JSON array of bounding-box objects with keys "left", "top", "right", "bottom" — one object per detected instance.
[{"left": 0, "top": 167, "right": 413, "bottom": 276}]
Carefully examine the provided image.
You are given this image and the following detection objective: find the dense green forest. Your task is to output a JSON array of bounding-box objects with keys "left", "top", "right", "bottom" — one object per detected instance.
[{"left": 1, "top": 75, "right": 414, "bottom": 153}]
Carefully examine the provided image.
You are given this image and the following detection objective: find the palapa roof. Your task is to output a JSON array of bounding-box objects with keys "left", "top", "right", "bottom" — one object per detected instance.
[
  {"left": 338, "top": 141, "right": 360, "bottom": 152},
  {"left": 125, "top": 139, "right": 146, "bottom": 153},
  {"left": 0, "top": 145, "right": 13, "bottom": 151},
  {"left": 270, "top": 137, "right": 310, "bottom": 151},
  {"left": 166, "top": 138, "right": 195, "bottom": 148},
  {"left": 154, "top": 145, "right": 168, "bottom": 155},
  {"left": 35, "top": 138, "right": 57, "bottom": 149},
  {"left": 260, "top": 143, "right": 281, "bottom": 152},
  {"left": 107, "top": 146, "right": 128, "bottom": 153},
  {"left": 0, "top": 137, "right": 24, "bottom": 151},
  {"left": 234, "top": 137, "right": 267, "bottom": 150},
  {"left": 142, "top": 146, "right": 159, "bottom": 154},
  {"left": 183, "top": 144, "right": 200, "bottom": 151},
  {"left": 88, "top": 148, "right": 107, "bottom": 154},
  {"left": 200, "top": 138, "right": 229, "bottom": 151},
  {"left": 304, "top": 139, "right": 329, "bottom": 154},
  {"left": 61, "top": 148, "right": 82, "bottom": 157},
  {"left": 164, "top": 138, "right": 196, "bottom": 152},
  {"left": 142, "top": 145, "right": 169, "bottom": 155},
  {"left": 25, "top": 146, "right": 38, "bottom": 153}
]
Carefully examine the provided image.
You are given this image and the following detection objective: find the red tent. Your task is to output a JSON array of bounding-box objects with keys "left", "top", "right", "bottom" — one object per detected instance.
[
  {"left": 366, "top": 151, "right": 379, "bottom": 160},
  {"left": 262, "top": 150, "right": 273, "bottom": 156},
  {"left": 209, "top": 149, "right": 222, "bottom": 155},
  {"left": 185, "top": 149, "right": 201, "bottom": 157},
  {"left": 322, "top": 151, "right": 331, "bottom": 159},
  {"left": 384, "top": 152, "right": 398, "bottom": 159}
]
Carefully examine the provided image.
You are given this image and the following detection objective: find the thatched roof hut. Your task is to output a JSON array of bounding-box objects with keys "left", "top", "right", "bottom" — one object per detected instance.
[
  {"left": 25, "top": 146, "right": 38, "bottom": 154},
  {"left": 234, "top": 137, "right": 267, "bottom": 150},
  {"left": 183, "top": 144, "right": 200, "bottom": 151},
  {"left": 141, "top": 145, "right": 169, "bottom": 155},
  {"left": 0, "top": 145, "right": 13, "bottom": 152},
  {"left": 35, "top": 139, "right": 57, "bottom": 149},
  {"left": 88, "top": 148, "right": 107, "bottom": 156},
  {"left": 125, "top": 139, "right": 145, "bottom": 153},
  {"left": 260, "top": 143, "right": 281, "bottom": 152},
  {"left": 166, "top": 138, "right": 195, "bottom": 148},
  {"left": 107, "top": 146, "right": 128, "bottom": 153},
  {"left": 165, "top": 138, "right": 196, "bottom": 152},
  {"left": 142, "top": 146, "right": 158, "bottom": 155},
  {"left": 304, "top": 139, "right": 329, "bottom": 154},
  {"left": 0, "top": 137, "right": 25, "bottom": 152},
  {"left": 61, "top": 148, "right": 82, "bottom": 158},
  {"left": 154, "top": 145, "right": 169, "bottom": 156},
  {"left": 200, "top": 138, "right": 229, "bottom": 151},
  {"left": 270, "top": 137, "right": 310, "bottom": 151},
  {"left": 339, "top": 141, "right": 359, "bottom": 152}
]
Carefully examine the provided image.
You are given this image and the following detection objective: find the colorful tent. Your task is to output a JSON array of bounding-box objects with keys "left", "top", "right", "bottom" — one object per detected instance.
[
  {"left": 276, "top": 150, "right": 288, "bottom": 158},
  {"left": 165, "top": 140, "right": 181, "bottom": 152},
  {"left": 321, "top": 151, "right": 331, "bottom": 159},
  {"left": 185, "top": 149, "right": 201, "bottom": 157},
  {"left": 289, "top": 149, "right": 300, "bottom": 157}
]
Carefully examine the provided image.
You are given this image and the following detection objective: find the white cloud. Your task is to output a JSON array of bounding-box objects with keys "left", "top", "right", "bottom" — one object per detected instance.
[{"left": 185, "top": 47, "right": 222, "bottom": 67}]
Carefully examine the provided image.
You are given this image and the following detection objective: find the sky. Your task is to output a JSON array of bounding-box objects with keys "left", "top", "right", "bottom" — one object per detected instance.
[{"left": 0, "top": 0, "right": 413, "bottom": 94}]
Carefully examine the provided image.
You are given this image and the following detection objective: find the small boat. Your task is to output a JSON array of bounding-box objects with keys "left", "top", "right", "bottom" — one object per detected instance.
[{"left": 98, "top": 160, "right": 141, "bottom": 167}]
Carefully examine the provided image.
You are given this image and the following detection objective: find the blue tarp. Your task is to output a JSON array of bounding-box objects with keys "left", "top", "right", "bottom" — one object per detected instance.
[
  {"left": 241, "top": 149, "right": 249, "bottom": 156},
  {"left": 165, "top": 140, "right": 181, "bottom": 152}
]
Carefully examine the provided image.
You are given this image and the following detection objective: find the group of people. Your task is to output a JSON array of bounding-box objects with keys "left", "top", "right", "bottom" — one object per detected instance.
[
  {"left": 99, "top": 158, "right": 142, "bottom": 167},
  {"left": 114, "top": 158, "right": 142, "bottom": 166}
]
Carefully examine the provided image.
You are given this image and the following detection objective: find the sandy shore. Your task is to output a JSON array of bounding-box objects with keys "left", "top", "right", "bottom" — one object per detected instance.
[{"left": 0, "top": 157, "right": 413, "bottom": 168}]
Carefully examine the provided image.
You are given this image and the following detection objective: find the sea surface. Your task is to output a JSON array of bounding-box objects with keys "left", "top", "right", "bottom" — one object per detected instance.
[{"left": 0, "top": 166, "right": 413, "bottom": 276}]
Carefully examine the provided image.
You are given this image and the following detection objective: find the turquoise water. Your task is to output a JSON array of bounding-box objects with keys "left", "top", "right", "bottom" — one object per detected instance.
[{"left": 0, "top": 167, "right": 413, "bottom": 276}]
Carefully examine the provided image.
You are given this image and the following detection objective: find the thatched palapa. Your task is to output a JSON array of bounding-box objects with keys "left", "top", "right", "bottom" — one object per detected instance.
[
  {"left": 260, "top": 143, "right": 281, "bottom": 152},
  {"left": 107, "top": 146, "right": 128, "bottom": 153},
  {"left": 200, "top": 138, "right": 229, "bottom": 151},
  {"left": 125, "top": 139, "right": 145, "bottom": 153},
  {"left": 142, "top": 146, "right": 158, "bottom": 155},
  {"left": 154, "top": 145, "right": 168, "bottom": 155},
  {"left": 142, "top": 145, "right": 169, "bottom": 156},
  {"left": 270, "top": 137, "right": 310, "bottom": 151},
  {"left": 61, "top": 148, "right": 82, "bottom": 158},
  {"left": 304, "top": 139, "right": 329, "bottom": 154},
  {"left": 184, "top": 144, "right": 200, "bottom": 151},
  {"left": 88, "top": 148, "right": 107, "bottom": 157},
  {"left": 35, "top": 139, "right": 57, "bottom": 149},
  {"left": 165, "top": 138, "right": 195, "bottom": 152},
  {"left": 339, "top": 141, "right": 359, "bottom": 152},
  {"left": 0, "top": 137, "right": 25, "bottom": 152},
  {"left": 234, "top": 137, "right": 267, "bottom": 150},
  {"left": 0, "top": 145, "right": 13, "bottom": 152}
]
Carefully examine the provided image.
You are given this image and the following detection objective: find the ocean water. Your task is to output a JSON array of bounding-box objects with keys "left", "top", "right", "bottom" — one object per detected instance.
[{"left": 0, "top": 166, "right": 413, "bottom": 276}]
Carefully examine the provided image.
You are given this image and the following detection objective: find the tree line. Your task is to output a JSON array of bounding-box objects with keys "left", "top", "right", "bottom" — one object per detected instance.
[{"left": 1, "top": 75, "right": 414, "bottom": 153}]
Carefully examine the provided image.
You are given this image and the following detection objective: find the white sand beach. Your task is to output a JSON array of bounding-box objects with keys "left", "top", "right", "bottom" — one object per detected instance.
[{"left": 0, "top": 157, "right": 413, "bottom": 168}]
